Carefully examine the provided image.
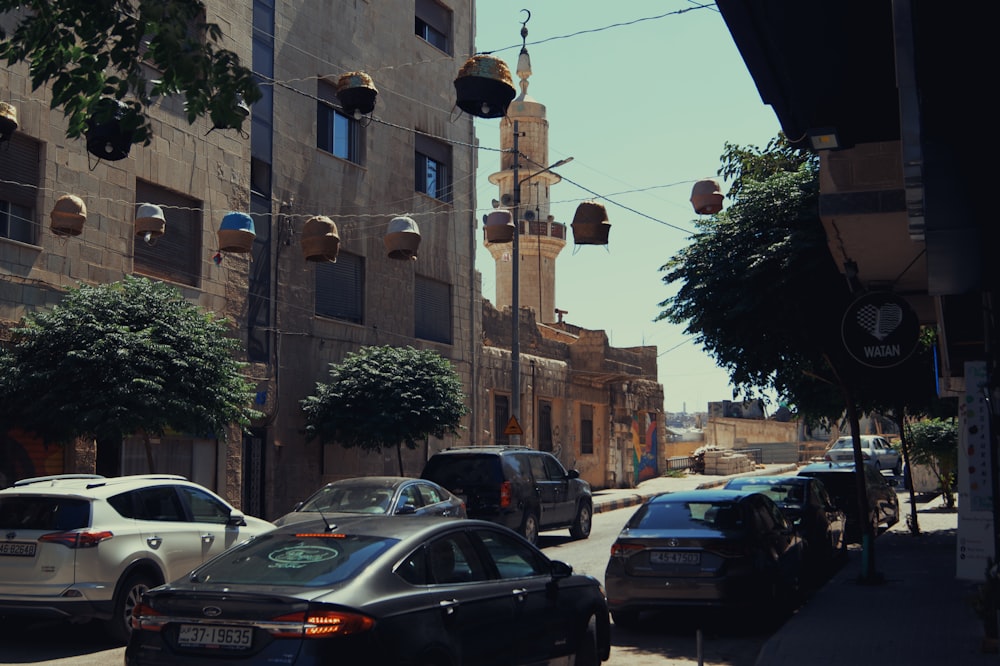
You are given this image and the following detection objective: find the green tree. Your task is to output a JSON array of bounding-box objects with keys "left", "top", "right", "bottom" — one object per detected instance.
[
  {"left": 904, "top": 417, "right": 958, "bottom": 508},
  {"left": 0, "top": 276, "right": 260, "bottom": 470},
  {"left": 301, "top": 345, "right": 469, "bottom": 476},
  {"left": 0, "top": 0, "right": 260, "bottom": 146}
]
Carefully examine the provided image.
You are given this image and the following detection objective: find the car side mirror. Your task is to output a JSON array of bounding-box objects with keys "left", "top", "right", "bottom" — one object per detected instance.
[
  {"left": 551, "top": 559, "right": 573, "bottom": 579},
  {"left": 395, "top": 505, "right": 417, "bottom": 515},
  {"left": 227, "top": 509, "right": 248, "bottom": 527},
  {"left": 567, "top": 469, "right": 580, "bottom": 479}
]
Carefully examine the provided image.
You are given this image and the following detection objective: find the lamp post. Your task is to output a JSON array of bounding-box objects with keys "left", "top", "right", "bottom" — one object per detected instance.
[{"left": 510, "top": 118, "right": 573, "bottom": 445}]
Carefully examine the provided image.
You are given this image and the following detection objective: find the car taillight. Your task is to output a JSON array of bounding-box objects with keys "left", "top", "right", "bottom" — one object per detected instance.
[
  {"left": 823, "top": 453, "right": 832, "bottom": 461},
  {"left": 38, "top": 530, "right": 113, "bottom": 548},
  {"left": 131, "top": 602, "right": 166, "bottom": 632},
  {"left": 269, "top": 610, "right": 375, "bottom": 638},
  {"left": 499, "top": 481, "right": 512, "bottom": 508},
  {"left": 861, "top": 451, "right": 870, "bottom": 459},
  {"left": 609, "top": 542, "right": 644, "bottom": 558}
]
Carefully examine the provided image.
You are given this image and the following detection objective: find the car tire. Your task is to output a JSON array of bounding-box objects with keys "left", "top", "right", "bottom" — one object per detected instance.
[
  {"left": 611, "top": 609, "right": 639, "bottom": 629},
  {"left": 106, "top": 571, "right": 156, "bottom": 644},
  {"left": 569, "top": 501, "right": 592, "bottom": 540},
  {"left": 574, "top": 615, "right": 601, "bottom": 666},
  {"left": 520, "top": 511, "right": 539, "bottom": 545}
]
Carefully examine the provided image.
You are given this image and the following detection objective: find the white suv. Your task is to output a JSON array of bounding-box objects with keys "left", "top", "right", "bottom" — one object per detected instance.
[{"left": 0, "top": 474, "right": 274, "bottom": 643}]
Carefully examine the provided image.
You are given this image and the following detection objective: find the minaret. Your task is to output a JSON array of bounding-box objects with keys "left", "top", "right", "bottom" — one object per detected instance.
[{"left": 486, "top": 25, "right": 567, "bottom": 325}]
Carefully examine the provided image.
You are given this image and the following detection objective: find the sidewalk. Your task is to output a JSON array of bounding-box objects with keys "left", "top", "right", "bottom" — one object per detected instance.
[{"left": 593, "top": 466, "right": 995, "bottom": 666}]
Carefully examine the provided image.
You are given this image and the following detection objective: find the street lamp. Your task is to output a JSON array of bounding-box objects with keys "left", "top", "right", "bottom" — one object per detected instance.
[{"left": 509, "top": 118, "right": 573, "bottom": 445}]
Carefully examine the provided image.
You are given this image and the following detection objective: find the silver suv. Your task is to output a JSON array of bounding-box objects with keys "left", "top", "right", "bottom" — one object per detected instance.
[{"left": 0, "top": 474, "right": 274, "bottom": 643}]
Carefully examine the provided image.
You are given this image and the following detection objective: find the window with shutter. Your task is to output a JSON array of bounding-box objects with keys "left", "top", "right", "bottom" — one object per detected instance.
[
  {"left": 415, "top": 274, "right": 451, "bottom": 344},
  {"left": 316, "top": 251, "right": 364, "bottom": 323},
  {"left": 0, "top": 134, "right": 40, "bottom": 245},
  {"left": 133, "top": 181, "right": 202, "bottom": 287}
]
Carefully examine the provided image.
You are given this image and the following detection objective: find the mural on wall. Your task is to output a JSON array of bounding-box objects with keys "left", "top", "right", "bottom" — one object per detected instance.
[
  {"left": 631, "top": 413, "right": 658, "bottom": 485},
  {"left": 1, "top": 428, "right": 64, "bottom": 488}
]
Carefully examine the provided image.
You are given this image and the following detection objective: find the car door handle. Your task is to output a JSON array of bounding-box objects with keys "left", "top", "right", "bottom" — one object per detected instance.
[
  {"left": 511, "top": 588, "right": 528, "bottom": 602},
  {"left": 439, "top": 599, "right": 459, "bottom": 615},
  {"left": 146, "top": 536, "right": 162, "bottom": 549},
  {"left": 201, "top": 533, "right": 215, "bottom": 544}
]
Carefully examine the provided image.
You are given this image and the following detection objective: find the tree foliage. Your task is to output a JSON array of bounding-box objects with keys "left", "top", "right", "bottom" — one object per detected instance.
[
  {"left": 301, "top": 345, "right": 469, "bottom": 475},
  {"left": 905, "top": 417, "right": 958, "bottom": 507},
  {"left": 0, "top": 276, "right": 260, "bottom": 444},
  {"left": 657, "top": 135, "right": 855, "bottom": 424},
  {"left": 0, "top": 0, "right": 260, "bottom": 145}
]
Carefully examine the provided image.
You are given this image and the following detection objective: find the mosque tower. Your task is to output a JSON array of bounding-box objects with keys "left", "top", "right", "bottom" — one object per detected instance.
[{"left": 485, "top": 25, "right": 567, "bottom": 325}]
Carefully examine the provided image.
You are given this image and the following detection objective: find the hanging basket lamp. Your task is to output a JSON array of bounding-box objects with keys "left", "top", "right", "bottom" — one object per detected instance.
[
  {"left": 85, "top": 98, "right": 133, "bottom": 161},
  {"left": 690, "top": 178, "right": 724, "bottom": 215},
  {"left": 571, "top": 201, "right": 611, "bottom": 246},
  {"left": 135, "top": 203, "right": 166, "bottom": 242},
  {"left": 301, "top": 215, "right": 341, "bottom": 262},
  {"left": 454, "top": 54, "right": 516, "bottom": 119},
  {"left": 210, "top": 93, "right": 251, "bottom": 132},
  {"left": 384, "top": 215, "right": 421, "bottom": 260},
  {"left": 483, "top": 209, "right": 515, "bottom": 244},
  {"left": 50, "top": 194, "right": 87, "bottom": 237},
  {"left": 217, "top": 211, "right": 256, "bottom": 253},
  {"left": 0, "top": 102, "right": 18, "bottom": 143},
  {"left": 336, "top": 72, "right": 378, "bottom": 116}
]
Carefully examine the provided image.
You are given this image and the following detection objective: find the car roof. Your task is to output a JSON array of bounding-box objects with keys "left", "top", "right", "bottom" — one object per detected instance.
[
  {"left": 798, "top": 461, "right": 869, "bottom": 474},
  {"left": 430, "top": 445, "right": 536, "bottom": 456},
  {"left": 725, "top": 475, "right": 809, "bottom": 486},
  {"left": 648, "top": 488, "right": 757, "bottom": 504},
  {"left": 269, "top": 514, "right": 508, "bottom": 539},
  {"left": 1, "top": 473, "right": 192, "bottom": 498},
  {"left": 319, "top": 476, "right": 430, "bottom": 489}
]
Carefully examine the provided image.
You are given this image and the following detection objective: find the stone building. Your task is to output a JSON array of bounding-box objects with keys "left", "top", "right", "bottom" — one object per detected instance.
[
  {"left": 0, "top": 2, "right": 480, "bottom": 519},
  {"left": 472, "top": 30, "right": 666, "bottom": 489}
]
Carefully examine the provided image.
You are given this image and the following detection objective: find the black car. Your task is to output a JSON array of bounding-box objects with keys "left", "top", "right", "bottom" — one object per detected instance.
[
  {"left": 421, "top": 446, "right": 592, "bottom": 544},
  {"left": 722, "top": 475, "right": 847, "bottom": 575},
  {"left": 797, "top": 461, "right": 899, "bottom": 543},
  {"left": 604, "top": 488, "right": 805, "bottom": 627},
  {"left": 125, "top": 515, "right": 611, "bottom": 666}
]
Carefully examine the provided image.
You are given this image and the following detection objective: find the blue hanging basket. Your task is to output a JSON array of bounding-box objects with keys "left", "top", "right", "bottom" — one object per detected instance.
[{"left": 218, "top": 212, "right": 256, "bottom": 253}]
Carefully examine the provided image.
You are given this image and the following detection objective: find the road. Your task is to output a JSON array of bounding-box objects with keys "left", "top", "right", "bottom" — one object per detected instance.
[{"left": 0, "top": 503, "right": 768, "bottom": 666}]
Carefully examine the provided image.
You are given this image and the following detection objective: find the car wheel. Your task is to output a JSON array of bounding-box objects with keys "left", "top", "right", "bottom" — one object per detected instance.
[
  {"left": 106, "top": 571, "right": 156, "bottom": 644},
  {"left": 569, "top": 501, "right": 592, "bottom": 540},
  {"left": 520, "top": 512, "right": 539, "bottom": 545},
  {"left": 574, "top": 615, "right": 601, "bottom": 666},
  {"left": 611, "top": 609, "right": 639, "bottom": 629}
]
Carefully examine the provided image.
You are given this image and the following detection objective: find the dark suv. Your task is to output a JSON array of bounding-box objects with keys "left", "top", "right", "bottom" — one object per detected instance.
[{"left": 421, "top": 446, "right": 592, "bottom": 544}]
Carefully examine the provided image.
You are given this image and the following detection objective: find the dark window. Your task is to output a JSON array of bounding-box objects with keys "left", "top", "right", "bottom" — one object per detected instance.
[
  {"left": 0, "top": 497, "right": 89, "bottom": 530},
  {"left": 580, "top": 404, "right": 594, "bottom": 455},
  {"left": 415, "top": 274, "right": 452, "bottom": 343},
  {"left": 178, "top": 486, "right": 230, "bottom": 524},
  {"left": 474, "top": 527, "right": 549, "bottom": 579},
  {"left": 415, "top": 134, "right": 452, "bottom": 203},
  {"left": 0, "top": 133, "right": 40, "bottom": 244},
  {"left": 415, "top": 0, "right": 452, "bottom": 53},
  {"left": 494, "top": 394, "right": 510, "bottom": 446},
  {"left": 316, "top": 251, "right": 364, "bottom": 323},
  {"left": 538, "top": 401, "right": 553, "bottom": 452},
  {"left": 131, "top": 486, "right": 187, "bottom": 522},
  {"left": 133, "top": 181, "right": 202, "bottom": 287},
  {"left": 317, "top": 81, "right": 362, "bottom": 163}
]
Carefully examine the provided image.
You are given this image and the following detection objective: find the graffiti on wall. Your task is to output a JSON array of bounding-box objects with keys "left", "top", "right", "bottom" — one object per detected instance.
[
  {"left": 1, "top": 429, "right": 63, "bottom": 488},
  {"left": 631, "top": 413, "right": 658, "bottom": 485}
]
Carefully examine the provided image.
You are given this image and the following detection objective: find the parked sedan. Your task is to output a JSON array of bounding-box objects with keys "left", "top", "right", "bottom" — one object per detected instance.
[
  {"left": 274, "top": 476, "right": 466, "bottom": 527},
  {"left": 824, "top": 435, "right": 902, "bottom": 474},
  {"left": 798, "top": 461, "right": 899, "bottom": 543},
  {"left": 126, "top": 516, "right": 610, "bottom": 665},
  {"left": 722, "top": 475, "right": 847, "bottom": 576},
  {"left": 604, "top": 488, "right": 805, "bottom": 628}
]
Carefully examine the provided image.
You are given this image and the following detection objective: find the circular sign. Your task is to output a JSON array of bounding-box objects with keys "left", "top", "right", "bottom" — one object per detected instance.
[{"left": 841, "top": 291, "right": 920, "bottom": 369}]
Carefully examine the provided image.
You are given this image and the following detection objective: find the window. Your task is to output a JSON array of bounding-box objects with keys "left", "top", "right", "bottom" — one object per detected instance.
[
  {"left": 415, "top": 274, "right": 452, "bottom": 343},
  {"left": 133, "top": 181, "right": 202, "bottom": 287},
  {"left": 415, "top": 134, "right": 452, "bottom": 203},
  {"left": 316, "top": 250, "right": 364, "bottom": 323},
  {"left": 538, "top": 401, "right": 553, "bottom": 452},
  {"left": 0, "top": 134, "right": 39, "bottom": 244},
  {"left": 494, "top": 394, "right": 510, "bottom": 446},
  {"left": 415, "top": 0, "right": 452, "bottom": 54},
  {"left": 317, "top": 81, "right": 362, "bottom": 164},
  {"left": 580, "top": 404, "right": 594, "bottom": 454}
]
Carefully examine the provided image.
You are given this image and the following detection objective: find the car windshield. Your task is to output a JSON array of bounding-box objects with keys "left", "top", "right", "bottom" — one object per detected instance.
[
  {"left": 300, "top": 485, "right": 394, "bottom": 514},
  {"left": 422, "top": 455, "right": 503, "bottom": 486},
  {"left": 0, "top": 496, "right": 90, "bottom": 530},
  {"left": 194, "top": 531, "right": 398, "bottom": 587},
  {"left": 629, "top": 500, "right": 743, "bottom": 530}
]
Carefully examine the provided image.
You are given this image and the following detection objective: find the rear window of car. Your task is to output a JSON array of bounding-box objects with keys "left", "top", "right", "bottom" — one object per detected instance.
[
  {"left": 194, "top": 532, "right": 398, "bottom": 587},
  {"left": 628, "top": 500, "right": 743, "bottom": 530},
  {"left": 422, "top": 454, "right": 504, "bottom": 487},
  {"left": 0, "top": 496, "right": 91, "bottom": 530}
]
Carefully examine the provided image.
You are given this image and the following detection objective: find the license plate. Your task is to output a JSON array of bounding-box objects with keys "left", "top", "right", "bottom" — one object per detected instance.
[
  {"left": 651, "top": 551, "right": 700, "bottom": 565},
  {"left": 177, "top": 624, "right": 253, "bottom": 649},
  {"left": 0, "top": 541, "right": 37, "bottom": 557}
]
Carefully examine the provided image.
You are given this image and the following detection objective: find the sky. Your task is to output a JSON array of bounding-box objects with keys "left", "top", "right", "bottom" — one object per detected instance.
[{"left": 470, "top": 1, "right": 783, "bottom": 415}]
